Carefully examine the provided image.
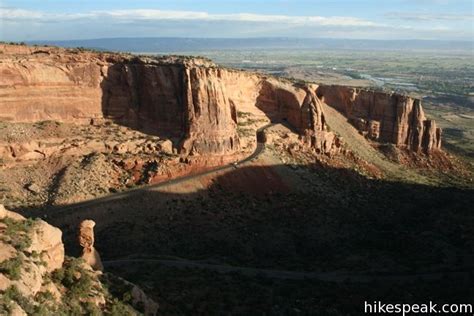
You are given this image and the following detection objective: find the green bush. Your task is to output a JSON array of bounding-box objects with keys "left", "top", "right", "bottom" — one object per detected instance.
[
  {"left": 0, "top": 256, "right": 23, "bottom": 280},
  {"left": 108, "top": 298, "right": 137, "bottom": 316},
  {"left": 0, "top": 286, "right": 35, "bottom": 314},
  {"left": 53, "top": 257, "right": 96, "bottom": 300},
  {"left": 0, "top": 217, "right": 35, "bottom": 252}
]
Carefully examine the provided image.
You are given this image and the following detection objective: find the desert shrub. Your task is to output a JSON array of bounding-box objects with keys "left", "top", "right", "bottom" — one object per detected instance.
[
  {"left": 53, "top": 257, "right": 95, "bottom": 300},
  {"left": 0, "top": 217, "right": 35, "bottom": 252},
  {"left": 84, "top": 301, "right": 102, "bottom": 316},
  {"left": 0, "top": 286, "right": 35, "bottom": 314},
  {"left": 35, "top": 290, "right": 55, "bottom": 303},
  {"left": 33, "top": 120, "right": 61, "bottom": 130},
  {"left": 108, "top": 298, "right": 137, "bottom": 316},
  {"left": 0, "top": 256, "right": 23, "bottom": 280},
  {"left": 2, "top": 217, "right": 35, "bottom": 236},
  {"left": 51, "top": 257, "right": 99, "bottom": 314},
  {"left": 51, "top": 257, "right": 137, "bottom": 315}
]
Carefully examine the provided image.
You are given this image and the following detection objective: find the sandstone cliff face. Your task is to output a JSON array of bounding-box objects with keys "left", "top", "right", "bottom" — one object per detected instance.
[
  {"left": 0, "top": 45, "right": 106, "bottom": 122},
  {"left": 0, "top": 45, "right": 240, "bottom": 156},
  {"left": 0, "top": 44, "right": 440, "bottom": 157},
  {"left": 0, "top": 45, "right": 340, "bottom": 156},
  {"left": 316, "top": 85, "right": 442, "bottom": 152}
]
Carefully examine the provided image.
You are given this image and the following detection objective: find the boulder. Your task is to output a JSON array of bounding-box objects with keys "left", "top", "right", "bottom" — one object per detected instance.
[
  {"left": 12, "top": 259, "right": 43, "bottom": 297},
  {"left": 131, "top": 285, "right": 159, "bottom": 316},
  {"left": 157, "top": 139, "right": 173, "bottom": 155},
  {"left": 25, "top": 183, "right": 41, "bottom": 194},
  {"left": 9, "top": 302, "right": 27, "bottom": 316},
  {"left": 0, "top": 205, "right": 25, "bottom": 221},
  {"left": 26, "top": 220, "right": 65, "bottom": 273}
]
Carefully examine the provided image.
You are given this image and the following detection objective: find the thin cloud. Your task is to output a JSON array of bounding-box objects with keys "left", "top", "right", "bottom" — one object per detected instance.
[
  {"left": 0, "top": 7, "right": 379, "bottom": 27},
  {"left": 1, "top": 6, "right": 471, "bottom": 41},
  {"left": 386, "top": 11, "right": 473, "bottom": 21}
]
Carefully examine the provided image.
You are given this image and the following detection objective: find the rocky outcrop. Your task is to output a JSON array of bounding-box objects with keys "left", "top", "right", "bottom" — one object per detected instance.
[
  {"left": 26, "top": 220, "right": 65, "bottom": 273},
  {"left": 0, "top": 45, "right": 240, "bottom": 156},
  {"left": 316, "top": 85, "right": 442, "bottom": 152},
  {"left": 0, "top": 44, "right": 440, "bottom": 157},
  {"left": 300, "top": 87, "right": 340, "bottom": 154},
  {"left": 0, "top": 205, "right": 158, "bottom": 315},
  {"left": 0, "top": 205, "right": 25, "bottom": 221},
  {"left": 254, "top": 79, "right": 341, "bottom": 154},
  {"left": 1, "top": 205, "right": 64, "bottom": 299},
  {"left": 78, "top": 220, "right": 103, "bottom": 271}
]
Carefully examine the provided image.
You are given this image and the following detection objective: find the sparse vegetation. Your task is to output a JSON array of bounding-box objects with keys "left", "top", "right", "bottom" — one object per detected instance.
[
  {"left": 0, "top": 256, "right": 139, "bottom": 315},
  {"left": 0, "top": 41, "right": 26, "bottom": 46},
  {"left": 33, "top": 120, "right": 61, "bottom": 130},
  {"left": 0, "top": 42, "right": 472, "bottom": 315},
  {"left": 1, "top": 217, "right": 35, "bottom": 251},
  {"left": 0, "top": 212, "right": 141, "bottom": 315},
  {"left": 0, "top": 257, "right": 23, "bottom": 280},
  {"left": 0, "top": 286, "right": 36, "bottom": 315},
  {"left": 237, "top": 126, "right": 254, "bottom": 137}
]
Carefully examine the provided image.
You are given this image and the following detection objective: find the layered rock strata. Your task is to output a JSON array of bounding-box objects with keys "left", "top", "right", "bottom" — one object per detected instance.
[
  {"left": 0, "top": 44, "right": 441, "bottom": 156},
  {"left": 316, "top": 85, "right": 441, "bottom": 152}
]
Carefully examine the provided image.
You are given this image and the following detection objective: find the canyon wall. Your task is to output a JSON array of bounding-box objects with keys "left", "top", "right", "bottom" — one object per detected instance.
[
  {"left": 316, "top": 85, "right": 441, "bottom": 152},
  {"left": 0, "top": 44, "right": 440, "bottom": 157},
  {"left": 0, "top": 45, "right": 242, "bottom": 155}
]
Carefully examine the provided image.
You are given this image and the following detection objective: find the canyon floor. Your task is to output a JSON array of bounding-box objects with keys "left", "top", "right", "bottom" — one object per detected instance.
[
  {"left": 3, "top": 113, "right": 472, "bottom": 314},
  {"left": 1, "top": 44, "right": 473, "bottom": 315}
]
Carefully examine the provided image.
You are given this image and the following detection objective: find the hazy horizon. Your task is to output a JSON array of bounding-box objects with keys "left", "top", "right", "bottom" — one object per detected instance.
[
  {"left": 1, "top": 0, "right": 473, "bottom": 41},
  {"left": 21, "top": 37, "right": 473, "bottom": 54}
]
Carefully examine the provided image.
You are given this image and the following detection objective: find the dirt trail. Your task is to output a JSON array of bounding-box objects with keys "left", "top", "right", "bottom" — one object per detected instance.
[
  {"left": 45, "top": 124, "right": 272, "bottom": 217},
  {"left": 322, "top": 103, "right": 431, "bottom": 183},
  {"left": 104, "top": 257, "right": 470, "bottom": 284}
]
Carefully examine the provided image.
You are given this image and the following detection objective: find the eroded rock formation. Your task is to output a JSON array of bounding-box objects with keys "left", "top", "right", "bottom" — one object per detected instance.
[
  {"left": 78, "top": 220, "right": 103, "bottom": 271},
  {"left": 316, "top": 85, "right": 442, "bottom": 152},
  {"left": 1, "top": 204, "right": 64, "bottom": 299},
  {"left": 0, "top": 205, "right": 158, "bottom": 315},
  {"left": 0, "top": 44, "right": 441, "bottom": 157}
]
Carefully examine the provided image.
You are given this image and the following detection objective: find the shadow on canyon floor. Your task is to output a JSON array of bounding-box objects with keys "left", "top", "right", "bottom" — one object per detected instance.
[
  {"left": 17, "top": 162, "right": 474, "bottom": 313},
  {"left": 19, "top": 162, "right": 474, "bottom": 272}
]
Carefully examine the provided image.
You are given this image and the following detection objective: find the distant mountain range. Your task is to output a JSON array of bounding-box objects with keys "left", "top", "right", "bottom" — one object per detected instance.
[{"left": 28, "top": 37, "right": 473, "bottom": 53}]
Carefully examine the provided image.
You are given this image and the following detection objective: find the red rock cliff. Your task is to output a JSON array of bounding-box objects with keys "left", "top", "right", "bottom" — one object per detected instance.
[
  {"left": 316, "top": 85, "right": 441, "bottom": 152},
  {"left": 0, "top": 45, "right": 340, "bottom": 155},
  {"left": 0, "top": 44, "right": 440, "bottom": 157},
  {"left": 0, "top": 45, "right": 240, "bottom": 155}
]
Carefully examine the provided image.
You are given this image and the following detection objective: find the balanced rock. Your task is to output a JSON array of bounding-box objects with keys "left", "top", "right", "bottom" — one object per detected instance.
[{"left": 78, "top": 220, "right": 104, "bottom": 271}]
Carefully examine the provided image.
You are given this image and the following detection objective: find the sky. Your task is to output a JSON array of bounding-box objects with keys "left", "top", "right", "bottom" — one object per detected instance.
[{"left": 0, "top": 0, "right": 473, "bottom": 41}]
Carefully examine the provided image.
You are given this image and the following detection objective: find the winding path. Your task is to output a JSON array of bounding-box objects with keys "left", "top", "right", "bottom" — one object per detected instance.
[
  {"left": 49, "top": 123, "right": 273, "bottom": 216},
  {"left": 44, "top": 122, "right": 467, "bottom": 284},
  {"left": 103, "top": 257, "right": 471, "bottom": 284}
]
